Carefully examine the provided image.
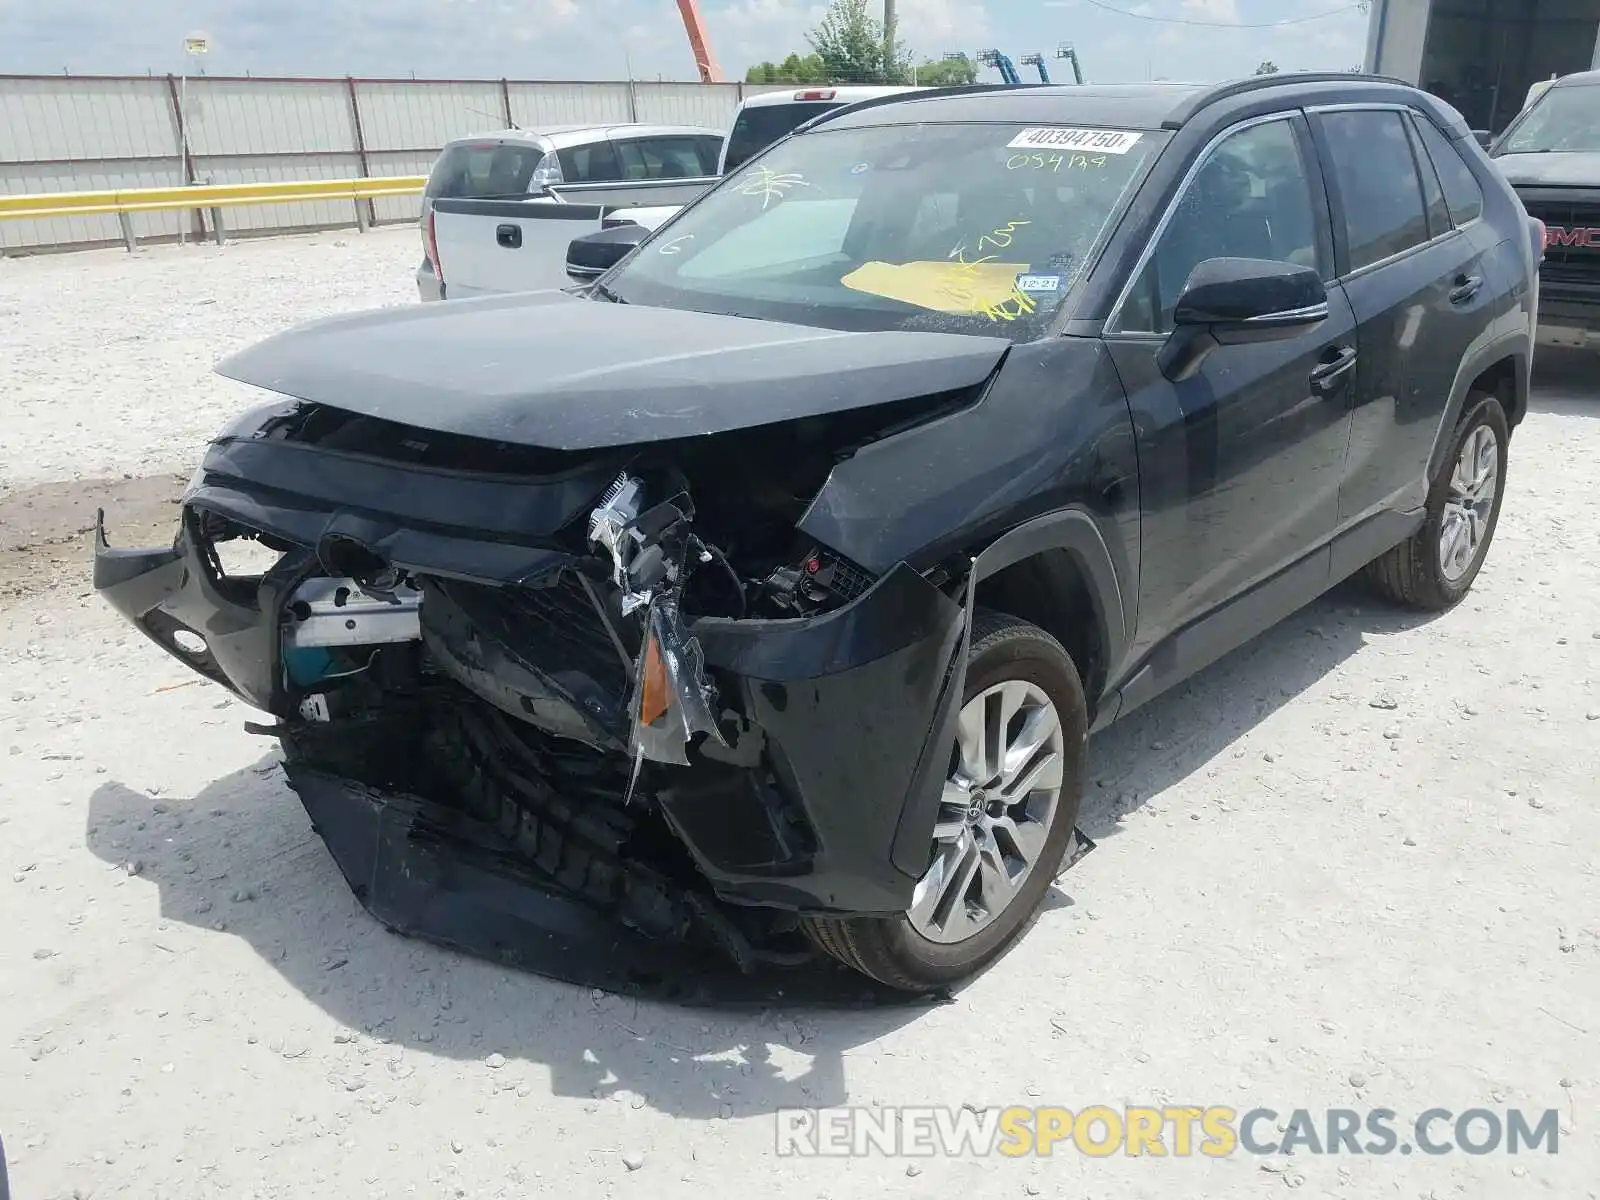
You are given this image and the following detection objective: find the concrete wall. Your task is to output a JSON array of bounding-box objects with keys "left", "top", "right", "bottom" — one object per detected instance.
[
  {"left": 0, "top": 74, "right": 790, "bottom": 253},
  {"left": 1366, "top": 0, "right": 1436, "bottom": 81}
]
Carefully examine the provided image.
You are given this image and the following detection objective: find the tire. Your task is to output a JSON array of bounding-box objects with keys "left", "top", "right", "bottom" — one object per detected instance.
[
  {"left": 802, "top": 609, "right": 1088, "bottom": 992},
  {"left": 1364, "top": 391, "right": 1510, "bottom": 612}
]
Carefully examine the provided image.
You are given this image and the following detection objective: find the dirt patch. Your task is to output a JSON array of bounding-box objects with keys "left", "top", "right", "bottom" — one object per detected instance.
[{"left": 0, "top": 471, "right": 187, "bottom": 602}]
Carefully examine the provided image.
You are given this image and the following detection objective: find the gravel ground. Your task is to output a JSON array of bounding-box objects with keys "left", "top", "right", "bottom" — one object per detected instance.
[{"left": 1, "top": 232, "right": 1598, "bottom": 1199}]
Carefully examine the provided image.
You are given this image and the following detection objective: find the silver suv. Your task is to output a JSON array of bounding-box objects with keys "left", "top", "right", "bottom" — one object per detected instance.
[{"left": 416, "top": 123, "right": 724, "bottom": 300}]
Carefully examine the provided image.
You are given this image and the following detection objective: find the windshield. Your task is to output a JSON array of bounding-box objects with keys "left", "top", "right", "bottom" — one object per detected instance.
[
  {"left": 1499, "top": 84, "right": 1600, "bottom": 154},
  {"left": 609, "top": 121, "right": 1164, "bottom": 341}
]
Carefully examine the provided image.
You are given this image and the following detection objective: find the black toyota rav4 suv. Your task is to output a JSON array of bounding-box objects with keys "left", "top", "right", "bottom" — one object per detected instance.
[{"left": 96, "top": 75, "right": 1541, "bottom": 994}]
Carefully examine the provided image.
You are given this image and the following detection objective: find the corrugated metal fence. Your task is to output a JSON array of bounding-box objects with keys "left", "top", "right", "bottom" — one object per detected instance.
[{"left": 0, "top": 74, "right": 786, "bottom": 252}]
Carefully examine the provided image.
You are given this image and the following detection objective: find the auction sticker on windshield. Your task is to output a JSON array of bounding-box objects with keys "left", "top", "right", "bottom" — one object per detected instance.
[{"left": 1008, "top": 127, "right": 1143, "bottom": 155}]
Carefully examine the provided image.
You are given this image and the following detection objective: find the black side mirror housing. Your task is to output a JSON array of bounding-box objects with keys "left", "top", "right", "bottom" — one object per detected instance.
[
  {"left": 1159, "top": 257, "right": 1329, "bottom": 382},
  {"left": 1472, "top": 128, "right": 1493, "bottom": 150},
  {"left": 566, "top": 223, "right": 649, "bottom": 283}
]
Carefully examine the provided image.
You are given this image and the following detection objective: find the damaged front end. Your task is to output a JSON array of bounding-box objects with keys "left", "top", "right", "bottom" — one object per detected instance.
[{"left": 94, "top": 396, "right": 974, "bottom": 992}]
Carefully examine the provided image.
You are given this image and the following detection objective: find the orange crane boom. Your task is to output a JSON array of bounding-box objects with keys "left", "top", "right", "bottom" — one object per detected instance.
[{"left": 676, "top": 0, "right": 725, "bottom": 83}]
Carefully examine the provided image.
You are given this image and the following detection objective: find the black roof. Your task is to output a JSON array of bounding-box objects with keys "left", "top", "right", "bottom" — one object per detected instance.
[{"left": 816, "top": 72, "right": 1449, "bottom": 135}]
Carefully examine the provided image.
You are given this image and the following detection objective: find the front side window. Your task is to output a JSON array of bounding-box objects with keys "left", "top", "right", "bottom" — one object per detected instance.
[
  {"left": 1319, "top": 110, "right": 1431, "bottom": 272},
  {"left": 1118, "top": 117, "right": 1323, "bottom": 335},
  {"left": 606, "top": 121, "right": 1165, "bottom": 341},
  {"left": 615, "top": 137, "right": 719, "bottom": 180},
  {"left": 1498, "top": 83, "right": 1600, "bottom": 155}
]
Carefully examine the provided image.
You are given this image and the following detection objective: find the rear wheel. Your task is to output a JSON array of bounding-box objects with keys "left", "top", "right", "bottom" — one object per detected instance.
[
  {"left": 803, "top": 610, "right": 1087, "bottom": 992},
  {"left": 1365, "top": 392, "right": 1509, "bottom": 611}
]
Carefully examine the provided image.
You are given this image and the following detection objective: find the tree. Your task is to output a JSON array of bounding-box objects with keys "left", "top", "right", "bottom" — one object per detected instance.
[
  {"left": 1254, "top": 60, "right": 1279, "bottom": 75},
  {"left": 805, "top": 0, "right": 912, "bottom": 84},
  {"left": 745, "top": 52, "right": 828, "bottom": 84},
  {"left": 914, "top": 54, "right": 978, "bottom": 86}
]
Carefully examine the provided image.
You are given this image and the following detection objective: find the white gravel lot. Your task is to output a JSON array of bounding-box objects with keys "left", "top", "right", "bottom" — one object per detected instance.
[
  {"left": 0, "top": 229, "right": 417, "bottom": 497},
  {"left": 1, "top": 232, "right": 1598, "bottom": 1200}
]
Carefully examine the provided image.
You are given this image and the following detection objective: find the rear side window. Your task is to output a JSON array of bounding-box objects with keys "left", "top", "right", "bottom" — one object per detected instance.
[
  {"left": 1319, "top": 110, "right": 1431, "bottom": 272},
  {"left": 723, "top": 102, "right": 842, "bottom": 173},
  {"left": 1405, "top": 115, "right": 1452, "bottom": 238},
  {"left": 1412, "top": 116, "right": 1485, "bottom": 226},
  {"left": 425, "top": 143, "right": 548, "bottom": 198},
  {"left": 558, "top": 141, "right": 623, "bottom": 183}
]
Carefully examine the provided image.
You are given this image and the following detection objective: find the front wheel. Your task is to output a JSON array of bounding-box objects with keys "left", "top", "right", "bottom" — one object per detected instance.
[
  {"left": 1365, "top": 392, "right": 1510, "bottom": 611},
  {"left": 802, "top": 610, "right": 1088, "bottom": 992}
]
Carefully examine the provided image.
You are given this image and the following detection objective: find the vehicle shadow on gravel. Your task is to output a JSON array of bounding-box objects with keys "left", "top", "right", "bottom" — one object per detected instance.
[
  {"left": 1077, "top": 576, "right": 1437, "bottom": 838},
  {"left": 80, "top": 575, "right": 1434, "bottom": 1118},
  {"left": 83, "top": 769, "right": 925, "bottom": 1118},
  {"left": 1530, "top": 348, "right": 1600, "bottom": 419}
]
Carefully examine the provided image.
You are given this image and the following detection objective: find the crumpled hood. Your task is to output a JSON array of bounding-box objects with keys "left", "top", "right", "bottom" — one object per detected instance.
[
  {"left": 1494, "top": 151, "right": 1600, "bottom": 189},
  {"left": 216, "top": 289, "right": 1010, "bottom": 451}
]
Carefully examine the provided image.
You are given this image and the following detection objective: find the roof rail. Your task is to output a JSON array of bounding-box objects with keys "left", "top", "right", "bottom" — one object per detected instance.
[
  {"left": 793, "top": 83, "right": 1043, "bottom": 134},
  {"left": 1163, "top": 71, "right": 1417, "bottom": 128}
]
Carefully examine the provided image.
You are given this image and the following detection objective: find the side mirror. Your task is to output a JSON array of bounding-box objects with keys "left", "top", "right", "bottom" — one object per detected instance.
[
  {"left": 1472, "top": 128, "right": 1493, "bottom": 149},
  {"left": 566, "top": 223, "right": 649, "bottom": 283},
  {"left": 1158, "top": 257, "right": 1329, "bottom": 382}
]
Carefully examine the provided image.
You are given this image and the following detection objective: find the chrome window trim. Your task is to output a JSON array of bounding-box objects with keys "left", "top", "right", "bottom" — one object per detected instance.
[
  {"left": 1243, "top": 301, "right": 1331, "bottom": 323},
  {"left": 1105, "top": 109, "right": 1306, "bottom": 336}
]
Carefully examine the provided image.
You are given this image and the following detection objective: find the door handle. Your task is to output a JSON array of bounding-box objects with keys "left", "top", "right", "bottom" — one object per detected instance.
[
  {"left": 1449, "top": 273, "right": 1483, "bottom": 304},
  {"left": 496, "top": 223, "right": 522, "bottom": 249},
  {"left": 1311, "top": 345, "right": 1358, "bottom": 392}
]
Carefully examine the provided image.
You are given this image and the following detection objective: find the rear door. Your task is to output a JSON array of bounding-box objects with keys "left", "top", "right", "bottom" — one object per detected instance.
[
  {"left": 1307, "top": 105, "right": 1497, "bottom": 532},
  {"left": 1105, "top": 112, "right": 1358, "bottom": 670}
]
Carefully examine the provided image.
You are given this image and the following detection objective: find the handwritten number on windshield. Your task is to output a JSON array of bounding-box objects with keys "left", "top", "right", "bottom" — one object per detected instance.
[{"left": 1006, "top": 152, "right": 1107, "bottom": 172}]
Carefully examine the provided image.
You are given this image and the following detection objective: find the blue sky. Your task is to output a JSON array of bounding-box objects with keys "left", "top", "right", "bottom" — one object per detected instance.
[{"left": 0, "top": 0, "right": 1372, "bottom": 83}]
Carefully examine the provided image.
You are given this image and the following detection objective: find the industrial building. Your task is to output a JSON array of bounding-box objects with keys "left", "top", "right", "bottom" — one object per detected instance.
[{"left": 1368, "top": 0, "right": 1600, "bottom": 131}]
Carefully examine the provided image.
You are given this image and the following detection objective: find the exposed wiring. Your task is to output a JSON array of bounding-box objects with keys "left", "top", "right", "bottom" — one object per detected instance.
[{"left": 1055, "top": 0, "right": 1364, "bottom": 29}]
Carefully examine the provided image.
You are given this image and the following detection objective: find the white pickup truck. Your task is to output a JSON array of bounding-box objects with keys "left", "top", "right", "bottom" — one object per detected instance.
[{"left": 425, "top": 86, "right": 921, "bottom": 301}]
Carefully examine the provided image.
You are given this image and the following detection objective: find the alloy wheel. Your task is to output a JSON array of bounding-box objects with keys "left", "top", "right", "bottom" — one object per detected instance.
[
  {"left": 1439, "top": 423, "right": 1500, "bottom": 583},
  {"left": 907, "top": 680, "right": 1065, "bottom": 945}
]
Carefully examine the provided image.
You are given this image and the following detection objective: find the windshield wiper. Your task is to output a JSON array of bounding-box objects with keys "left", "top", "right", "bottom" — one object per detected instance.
[{"left": 590, "top": 280, "right": 628, "bottom": 304}]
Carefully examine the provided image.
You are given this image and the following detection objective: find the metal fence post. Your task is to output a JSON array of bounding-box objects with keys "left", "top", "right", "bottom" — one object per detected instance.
[
  {"left": 118, "top": 211, "right": 139, "bottom": 251},
  {"left": 347, "top": 76, "right": 377, "bottom": 230},
  {"left": 164, "top": 72, "right": 207, "bottom": 243},
  {"left": 500, "top": 77, "right": 514, "bottom": 127}
]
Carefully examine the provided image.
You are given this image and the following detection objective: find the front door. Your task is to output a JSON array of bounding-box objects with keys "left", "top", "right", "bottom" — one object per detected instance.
[{"left": 1105, "top": 112, "right": 1358, "bottom": 682}]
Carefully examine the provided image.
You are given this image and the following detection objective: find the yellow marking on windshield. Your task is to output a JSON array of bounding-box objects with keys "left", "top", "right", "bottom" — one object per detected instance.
[{"left": 841, "top": 259, "right": 1030, "bottom": 316}]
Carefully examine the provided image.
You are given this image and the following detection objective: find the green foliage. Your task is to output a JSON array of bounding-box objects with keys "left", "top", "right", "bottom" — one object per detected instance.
[
  {"left": 1254, "top": 60, "right": 1280, "bottom": 75},
  {"left": 745, "top": 52, "right": 829, "bottom": 84},
  {"left": 915, "top": 54, "right": 978, "bottom": 86}
]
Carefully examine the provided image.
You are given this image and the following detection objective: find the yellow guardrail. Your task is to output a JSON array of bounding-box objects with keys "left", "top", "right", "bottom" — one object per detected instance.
[
  {"left": 0, "top": 175, "right": 428, "bottom": 249},
  {"left": 0, "top": 175, "right": 427, "bottom": 221}
]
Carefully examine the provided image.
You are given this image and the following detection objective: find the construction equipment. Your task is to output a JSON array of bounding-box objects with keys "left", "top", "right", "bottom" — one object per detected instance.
[
  {"left": 1020, "top": 53, "right": 1051, "bottom": 84},
  {"left": 977, "top": 50, "right": 1023, "bottom": 86},
  {"left": 1057, "top": 42, "right": 1086, "bottom": 85},
  {"left": 675, "top": 0, "right": 725, "bottom": 84}
]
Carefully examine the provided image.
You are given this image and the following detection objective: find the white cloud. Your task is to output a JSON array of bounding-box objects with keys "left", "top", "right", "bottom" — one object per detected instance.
[{"left": 1180, "top": 0, "right": 1240, "bottom": 20}]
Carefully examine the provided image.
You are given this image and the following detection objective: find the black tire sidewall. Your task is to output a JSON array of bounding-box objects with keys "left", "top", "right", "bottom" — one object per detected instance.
[
  {"left": 875, "top": 620, "right": 1088, "bottom": 985},
  {"left": 1419, "top": 393, "right": 1510, "bottom": 606}
]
